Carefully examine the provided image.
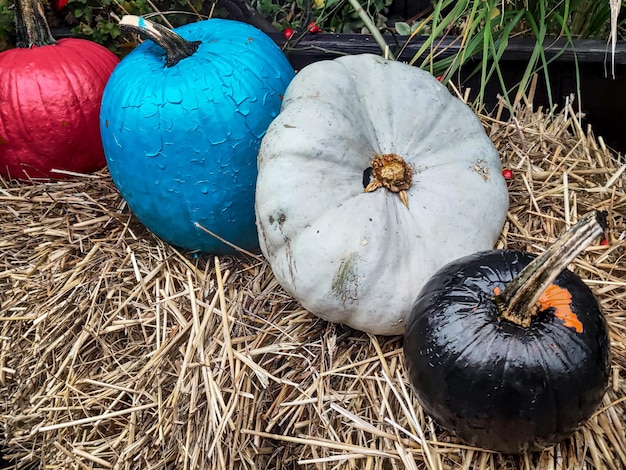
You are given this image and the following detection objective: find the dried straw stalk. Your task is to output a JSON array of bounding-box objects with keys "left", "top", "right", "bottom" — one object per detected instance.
[{"left": 0, "top": 98, "right": 624, "bottom": 469}]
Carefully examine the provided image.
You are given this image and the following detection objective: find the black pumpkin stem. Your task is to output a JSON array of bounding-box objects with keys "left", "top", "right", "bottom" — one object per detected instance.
[
  {"left": 14, "top": 0, "right": 57, "bottom": 48},
  {"left": 496, "top": 210, "right": 608, "bottom": 327},
  {"left": 119, "top": 15, "right": 200, "bottom": 68}
]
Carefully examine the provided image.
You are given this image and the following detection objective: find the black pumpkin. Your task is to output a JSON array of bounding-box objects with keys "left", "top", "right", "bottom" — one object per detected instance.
[{"left": 404, "top": 211, "right": 611, "bottom": 454}]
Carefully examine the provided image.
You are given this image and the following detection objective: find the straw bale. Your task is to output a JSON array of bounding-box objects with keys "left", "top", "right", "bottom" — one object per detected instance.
[{"left": 0, "top": 98, "right": 624, "bottom": 469}]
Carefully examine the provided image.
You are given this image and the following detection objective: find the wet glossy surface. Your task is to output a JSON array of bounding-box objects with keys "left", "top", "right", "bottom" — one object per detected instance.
[{"left": 404, "top": 249, "right": 611, "bottom": 453}]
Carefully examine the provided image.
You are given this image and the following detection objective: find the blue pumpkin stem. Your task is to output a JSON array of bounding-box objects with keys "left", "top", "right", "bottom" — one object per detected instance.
[
  {"left": 120, "top": 15, "right": 200, "bottom": 68},
  {"left": 14, "top": 0, "right": 57, "bottom": 48},
  {"left": 494, "top": 210, "right": 607, "bottom": 327}
]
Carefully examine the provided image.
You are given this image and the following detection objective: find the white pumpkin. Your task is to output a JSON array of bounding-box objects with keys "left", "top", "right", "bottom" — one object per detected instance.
[{"left": 255, "top": 54, "right": 509, "bottom": 335}]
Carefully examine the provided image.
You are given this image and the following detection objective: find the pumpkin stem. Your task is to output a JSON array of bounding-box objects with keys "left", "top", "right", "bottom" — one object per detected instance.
[
  {"left": 496, "top": 210, "right": 607, "bottom": 327},
  {"left": 14, "top": 0, "right": 57, "bottom": 48},
  {"left": 119, "top": 15, "right": 200, "bottom": 68},
  {"left": 364, "top": 153, "right": 413, "bottom": 208}
]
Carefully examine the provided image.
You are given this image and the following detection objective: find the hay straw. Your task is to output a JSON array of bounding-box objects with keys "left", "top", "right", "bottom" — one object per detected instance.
[{"left": 0, "top": 97, "right": 625, "bottom": 469}]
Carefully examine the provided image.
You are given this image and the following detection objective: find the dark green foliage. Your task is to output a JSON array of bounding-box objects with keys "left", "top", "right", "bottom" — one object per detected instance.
[
  {"left": 0, "top": 0, "right": 394, "bottom": 52},
  {"left": 0, "top": 0, "right": 208, "bottom": 52},
  {"left": 69, "top": 0, "right": 207, "bottom": 52},
  {"left": 0, "top": 0, "right": 14, "bottom": 50},
  {"left": 252, "top": 0, "right": 393, "bottom": 34},
  {"left": 1, "top": 1, "right": 621, "bottom": 55}
]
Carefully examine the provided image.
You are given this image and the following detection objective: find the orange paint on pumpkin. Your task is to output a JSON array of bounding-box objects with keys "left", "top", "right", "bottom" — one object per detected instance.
[{"left": 538, "top": 283, "right": 583, "bottom": 333}]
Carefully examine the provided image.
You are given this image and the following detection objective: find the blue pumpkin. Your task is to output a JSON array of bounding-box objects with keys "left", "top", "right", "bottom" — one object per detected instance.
[{"left": 100, "top": 16, "right": 294, "bottom": 253}]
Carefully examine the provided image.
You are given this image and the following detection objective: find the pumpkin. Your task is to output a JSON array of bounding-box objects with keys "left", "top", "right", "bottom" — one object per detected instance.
[
  {"left": 404, "top": 211, "right": 611, "bottom": 453},
  {"left": 255, "top": 54, "right": 509, "bottom": 335},
  {"left": 100, "top": 16, "right": 294, "bottom": 254},
  {"left": 0, "top": 0, "right": 119, "bottom": 180}
]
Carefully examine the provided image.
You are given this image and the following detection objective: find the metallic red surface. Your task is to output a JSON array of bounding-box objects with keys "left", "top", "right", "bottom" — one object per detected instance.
[{"left": 0, "top": 38, "right": 119, "bottom": 180}]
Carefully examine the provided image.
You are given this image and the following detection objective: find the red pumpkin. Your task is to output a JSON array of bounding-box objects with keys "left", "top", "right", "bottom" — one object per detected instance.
[{"left": 0, "top": 0, "right": 119, "bottom": 180}]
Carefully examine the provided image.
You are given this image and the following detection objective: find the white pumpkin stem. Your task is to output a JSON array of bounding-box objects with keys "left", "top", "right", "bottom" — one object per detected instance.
[
  {"left": 119, "top": 15, "right": 200, "bottom": 67},
  {"left": 14, "top": 0, "right": 57, "bottom": 48},
  {"left": 364, "top": 153, "right": 413, "bottom": 208},
  {"left": 496, "top": 210, "right": 607, "bottom": 327}
]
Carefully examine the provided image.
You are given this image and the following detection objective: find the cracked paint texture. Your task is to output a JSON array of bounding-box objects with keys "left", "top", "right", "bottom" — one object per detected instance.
[{"left": 100, "top": 19, "right": 294, "bottom": 253}]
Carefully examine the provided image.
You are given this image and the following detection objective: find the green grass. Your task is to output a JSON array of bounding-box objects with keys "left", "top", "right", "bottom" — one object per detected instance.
[{"left": 375, "top": 0, "right": 624, "bottom": 109}]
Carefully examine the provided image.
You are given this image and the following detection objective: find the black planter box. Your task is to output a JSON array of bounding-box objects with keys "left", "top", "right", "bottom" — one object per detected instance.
[{"left": 48, "top": 27, "right": 626, "bottom": 154}]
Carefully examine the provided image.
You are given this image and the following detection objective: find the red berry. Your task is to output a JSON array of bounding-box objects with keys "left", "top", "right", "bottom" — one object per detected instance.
[
  {"left": 52, "top": 0, "right": 68, "bottom": 10},
  {"left": 502, "top": 169, "right": 513, "bottom": 179},
  {"left": 284, "top": 28, "right": 294, "bottom": 40},
  {"left": 600, "top": 238, "right": 609, "bottom": 246},
  {"left": 308, "top": 22, "right": 321, "bottom": 33},
  {"left": 436, "top": 75, "right": 444, "bottom": 81}
]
